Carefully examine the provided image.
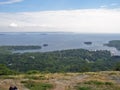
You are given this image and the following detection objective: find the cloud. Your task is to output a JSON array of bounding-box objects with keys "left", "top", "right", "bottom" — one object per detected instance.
[
  {"left": 100, "top": 3, "right": 119, "bottom": 9},
  {"left": 9, "top": 22, "right": 18, "bottom": 27},
  {"left": 0, "top": 9, "right": 120, "bottom": 33},
  {"left": 110, "top": 3, "right": 118, "bottom": 6},
  {"left": 0, "top": 0, "right": 23, "bottom": 5},
  {"left": 100, "top": 5, "right": 108, "bottom": 8}
]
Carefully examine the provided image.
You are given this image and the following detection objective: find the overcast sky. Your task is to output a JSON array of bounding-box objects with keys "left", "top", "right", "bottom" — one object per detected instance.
[{"left": 0, "top": 0, "right": 120, "bottom": 33}]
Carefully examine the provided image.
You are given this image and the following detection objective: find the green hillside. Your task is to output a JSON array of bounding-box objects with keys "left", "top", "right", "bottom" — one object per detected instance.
[{"left": 0, "top": 48, "right": 119, "bottom": 73}]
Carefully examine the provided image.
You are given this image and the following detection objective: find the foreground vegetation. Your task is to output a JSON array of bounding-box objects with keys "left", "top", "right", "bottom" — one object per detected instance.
[
  {"left": 75, "top": 71, "right": 120, "bottom": 90},
  {"left": 0, "top": 71, "right": 120, "bottom": 90},
  {"left": 21, "top": 80, "right": 53, "bottom": 90}
]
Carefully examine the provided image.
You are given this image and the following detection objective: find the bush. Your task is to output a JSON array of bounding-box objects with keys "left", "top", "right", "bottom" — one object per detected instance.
[
  {"left": 77, "top": 86, "right": 91, "bottom": 90},
  {"left": 105, "top": 82, "right": 113, "bottom": 85},
  {"left": 0, "top": 64, "right": 17, "bottom": 75},
  {"left": 26, "top": 70, "right": 40, "bottom": 74},
  {"left": 84, "top": 80, "right": 104, "bottom": 85}
]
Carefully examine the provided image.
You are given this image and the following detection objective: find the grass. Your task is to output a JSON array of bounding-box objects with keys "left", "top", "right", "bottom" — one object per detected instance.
[
  {"left": 75, "top": 80, "right": 120, "bottom": 90},
  {"left": 0, "top": 71, "right": 120, "bottom": 90},
  {"left": 84, "top": 80, "right": 113, "bottom": 86},
  {"left": 74, "top": 71, "right": 120, "bottom": 90},
  {"left": 0, "top": 88, "right": 7, "bottom": 90},
  {"left": 23, "top": 75, "right": 46, "bottom": 80},
  {"left": 76, "top": 86, "right": 92, "bottom": 90},
  {"left": 21, "top": 80, "right": 53, "bottom": 90}
]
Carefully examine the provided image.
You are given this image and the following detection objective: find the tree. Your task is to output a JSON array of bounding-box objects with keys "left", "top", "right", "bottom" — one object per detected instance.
[
  {"left": 0, "top": 64, "right": 16, "bottom": 75},
  {"left": 114, "top": 62, "right": 120, "bottom": 71}
]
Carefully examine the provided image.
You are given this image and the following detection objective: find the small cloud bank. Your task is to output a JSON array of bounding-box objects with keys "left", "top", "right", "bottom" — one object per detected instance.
[
  {"left": 0, "top": 9, "right": 120, "bottom": 33},
  {"left": 0, "top": 0, "right": 23, "bottom": 5}
]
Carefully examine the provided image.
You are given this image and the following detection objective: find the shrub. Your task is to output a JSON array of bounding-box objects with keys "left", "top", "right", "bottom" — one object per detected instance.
[
  {"left": 24, "top": 75, "right": 46, "bottom": 80},
  {"left": 105, "top": 82, "right": 113, "bottom": 85},
  {"left": 84, "top": 80, "right": 104, "bottom": 85},
  {"left": 77, "top": 86, "right": 91, "bottom": 90},
  {"left": 26, "top": 70, "right": 40, "bottom": 74}
]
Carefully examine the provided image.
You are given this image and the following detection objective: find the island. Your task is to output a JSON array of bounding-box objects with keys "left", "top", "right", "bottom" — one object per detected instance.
[
  {"left": 43, "top": 44, "right": 48, "bottom": 47},
  {"left": 84, "top": 42, "right": 92, "bottom": 45},
  {"left": 0, "top": 45, "right": 42, "bottom": 51},
  {"left": 104, "top": 40, "right": 120, "bottom": 50}
]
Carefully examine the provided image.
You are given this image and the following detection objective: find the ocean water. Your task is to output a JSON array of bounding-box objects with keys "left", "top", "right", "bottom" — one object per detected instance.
[{"left": 0, "top": 32, "right": 120, "bottom": 55}]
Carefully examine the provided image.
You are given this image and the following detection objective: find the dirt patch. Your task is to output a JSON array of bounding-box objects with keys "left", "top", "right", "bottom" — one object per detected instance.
[{"left": 51, "top": 75, "right": 88, "bottom": 90}]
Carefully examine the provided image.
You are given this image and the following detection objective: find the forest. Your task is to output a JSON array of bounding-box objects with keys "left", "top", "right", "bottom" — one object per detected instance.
[
  {"left": 0, "top": 48, "right": 120, "bottom": 74},
  {"left": 105, "top": 40, "right": 120, "bottom": 50}
]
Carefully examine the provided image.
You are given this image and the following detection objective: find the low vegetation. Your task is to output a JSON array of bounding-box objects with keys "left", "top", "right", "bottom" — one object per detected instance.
[
  {"left": 21, "top": 80, "right": 53, "bottom": 90},
  {"left": 76, "top": 80, "right": 119, "bottom": 90},
  {"left": 75, "top": 72, "right": 120, "bottom": 90},
  {"left": 0, "top": 71, "right": 120, "bottom": 90}
]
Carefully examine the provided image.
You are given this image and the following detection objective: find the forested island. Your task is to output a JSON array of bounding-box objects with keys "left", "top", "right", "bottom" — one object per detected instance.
[
  {"left": 0, "top": 45, "right": 41, "bottom": 51},
  {"left": 43, "top": 44, "right": 48, "bottom": 47},
  {"left": 84, "top": 42, "right": 92, "bottom": 45},
  {"left": 0, "top": 48, "right": 120, "bottom": 74},
  {"left": 105, "top": 40, "right": 120, "bottom": 50}
]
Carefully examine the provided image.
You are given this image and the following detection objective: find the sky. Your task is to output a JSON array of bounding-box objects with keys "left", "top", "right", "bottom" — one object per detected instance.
[{"left": 0, "top": 0, "right": 120, "bottom": 33}]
